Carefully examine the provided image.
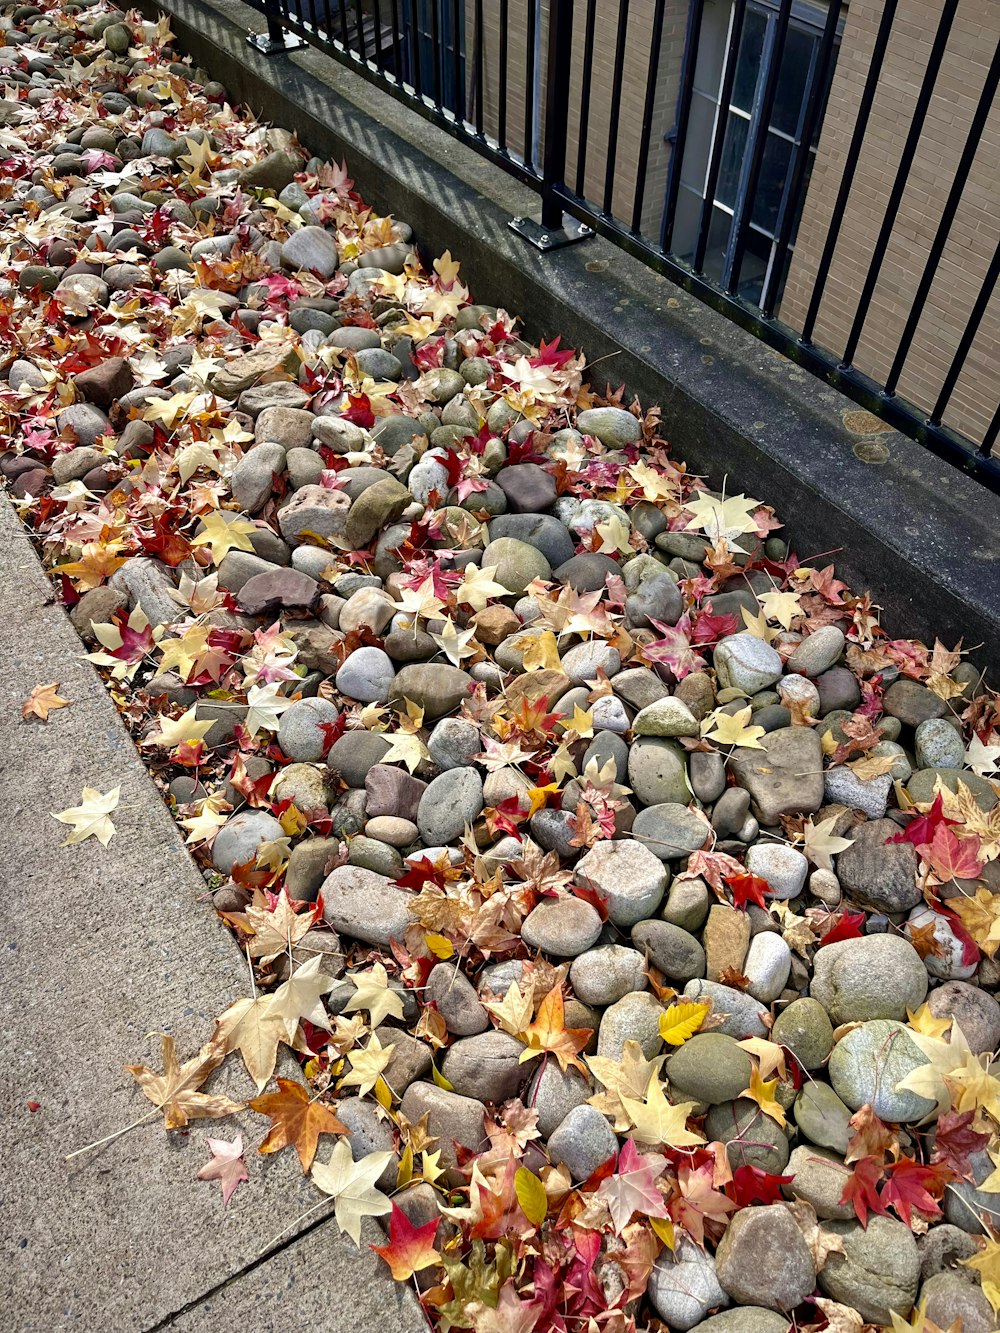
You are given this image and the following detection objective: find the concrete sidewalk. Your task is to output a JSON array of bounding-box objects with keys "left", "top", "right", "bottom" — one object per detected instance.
[{"left": 0, "top": 495, "right": 424, "bottom": 1331}]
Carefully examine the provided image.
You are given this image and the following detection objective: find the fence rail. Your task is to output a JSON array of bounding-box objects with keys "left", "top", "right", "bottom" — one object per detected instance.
[{"left": 246, "top": 0, "right": 1000, "bottom": 492}]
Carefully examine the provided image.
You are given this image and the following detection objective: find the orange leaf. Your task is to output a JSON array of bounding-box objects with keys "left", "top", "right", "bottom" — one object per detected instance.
[
  {"left": 249, "top": 1077, "right": 347, "bottom": 1173},
  {"left": 21, "top": 681, "right": 70, "bottom": 721},
  {"left": 517, "top": 984, "right": 592, "bottom": 1076},
  {"left": 371, "top": 1202, "right": 440, "bottom": 1280}
]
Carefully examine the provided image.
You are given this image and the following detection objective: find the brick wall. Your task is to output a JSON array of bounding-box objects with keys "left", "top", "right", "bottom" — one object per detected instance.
[
  {"left": 468, "top": 0, "right": 687, "bottom": 238},
  {"left": 781, "top": 0, "right": 1000, "bottom": 446}
]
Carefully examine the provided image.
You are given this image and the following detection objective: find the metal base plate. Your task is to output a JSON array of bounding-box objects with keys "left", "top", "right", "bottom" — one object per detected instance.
[
  {"left": 509, "top": 214, "right": 594, "bottom": 251},
  {"left": 247, "top": 29, "right": 306, "bottom": 55}
]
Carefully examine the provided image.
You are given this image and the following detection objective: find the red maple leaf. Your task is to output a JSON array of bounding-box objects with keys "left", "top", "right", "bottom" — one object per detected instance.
[
  {"left": 724, "top": 871, "right": 769, "bottom": 911},
  {"left": 691, "top": 609, "right": 739, "bottom": 645},
  {"left": 932, "top": 1110, "right": 991, "bottom": 1180},
  {"left": 879, "top": 1157, "right": 952, "bottom": 1227},
  {"left": 839, "top": 1153, "right": 889, "bottom": 1227},
  {"left": 728, "top": 1164, "right": 793, "bottom": 1208},
  {"left": 817, "top": 910, "right": 866, "bottom": 947},
  {"left": 924, "top": 825, "right": 984, "bottom": 882},
  {"left": 370, "top": 1202, "right": 440, "bottom": 1280},
  {"left": 341, "top": 393, "right": 374, "bottom": 428},
  {"left": 885, "top": 794, "right": 955, "bottom": 851}
]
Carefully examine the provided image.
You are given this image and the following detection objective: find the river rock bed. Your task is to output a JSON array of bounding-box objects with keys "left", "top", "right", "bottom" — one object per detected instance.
[{"left": 4, "top": 4, "right": 1000, "bottom": 1331}]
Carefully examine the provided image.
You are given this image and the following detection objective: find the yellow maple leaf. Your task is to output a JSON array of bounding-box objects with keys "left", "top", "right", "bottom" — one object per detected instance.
[
  {"left": 514, "top": 630, "right": 562, "bottom": 673},
  {"left": 701, "top": 705, "right": 765, "bottom": 750},
  {"left": 190, "top": 511, "right": 259, "bottom": 565},
  {"left": 951, "top": 887, "right": 1000, "bottom": 958},
  {"left": 620, "top": 1075, "right": 704, "bottom": 1148},
  {"left": 740, "top": 1064, "right": 787, "bottom": 1128}
]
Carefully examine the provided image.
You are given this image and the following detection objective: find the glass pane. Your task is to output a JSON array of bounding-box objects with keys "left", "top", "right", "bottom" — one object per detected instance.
[
  {"left": 732, "top": 9, "right": 767, "bottom": 113},
  {"left": 692, "top": 0, "right": 732, "bottom": 97},
  {"left": 679, "top": 92, "right": 719, "bottom": 191},
  {"left": 717, "top": 112, "right": 748, "bottom": 211},
  {"left": 671, "top": 187, "right": 704, "bottom": 263},
  {"left": 752, "top": 132, "right": 793, "bottom": 234},
  {"left": 771, "top": 25, "right": 814, "bottom": 137},
  {"left": 737, "top": 228, "right": 770, "bottom": 305},
  {"left": 702, "top": 206, "right": 733, "bottom": 286}
]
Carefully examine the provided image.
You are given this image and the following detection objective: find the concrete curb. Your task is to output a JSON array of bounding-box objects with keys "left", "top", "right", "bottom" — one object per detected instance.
[
  {"left": 0, "top": 496, "right": 426, "bottom": 1332},
  {"left": 145, "top": 0, "right": 1000, "bottom": 675}
]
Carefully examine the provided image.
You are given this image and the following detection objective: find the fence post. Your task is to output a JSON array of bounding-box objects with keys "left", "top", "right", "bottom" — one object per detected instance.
[
  {"left": 247, "top": 0, "right": 305, "bottom": 56},
  {"left": 510, "top": 0, "right": 592, "bottom": 250}
]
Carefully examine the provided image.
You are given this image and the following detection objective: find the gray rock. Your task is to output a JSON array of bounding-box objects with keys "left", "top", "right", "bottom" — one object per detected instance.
[
  {"left": 256, "top": 405, "right": 315, "bottom": 449},
  {"left": 632, "top": 920, "right": 705, "bottom": 983},
  {"left": 427, "top": 717, "right": 481, "bottom": 769},
  {"left": 486, "top": 514, "right": 575, "bottom": 567},
  {"left": 346, "top": 477, "right": 412, "bottom": 548},
  {"left": 786, "top": 626, "right": 846, "bottom": 676},
  {"left": 914, "top": 717, "right": 965, "bottom": 769},
  {"left": 705, "top": 1098, "right": 791, "bottom": 1174},
  {"left": 771, "top": 997, "right": 833, "bottom": 1070},
  {"left": 683, "top": 979, "right": 769, "bottom": 1039},
  {"left": 632, "top": 803, "right": 710, "bottom": 862},
  {"left": 907, "top": 767, "right": 998, "bottom": 811},
  {"left": 824, "top": 765, "right": 892, "bottom": 820},
  {"left": 278, "top": 485, "right": 351, "bottom": 545},
  {"left": 390, "top": 664, "right": 474, "bottom": 718},
  {"left": 560, "top": 640, "right": 621, "bottom": 683},
  {"left": 597, "top": 992, "right": 666, "bottom": 1060},
  {"left": 663, "top": 877, "right": 711, "bottom": 933},
  {"left": 714, "top": 633, "right": 783, "bottom": 694},
  {"left": 633, "top": 696, "right": 700, "bottom": 737},
  {"left": 480, "top": 536, "right": 551, "bottom": 594},
  {"left": 574, "top": 838, "right": 667, "bottom": 927},
  {"left": 547, "top": 1104, "right": 618, "bottom": 1181},
  {"left": 884, "top": 679, "right": 946, "bottom": 727},
  {"left": 327, "top": 731, "right": 391, "bottom": 786},
  {"left": 570, "top": 945, "right": 647, "bottom": 1006},
  {"left": 272, "top": 763, "right": 331, "bottom": 813},
  {"left": 399, "top": 1083, "right": 485, "bottom": 1177},
  {"left": 944, "top": 1147, "right": 1000, "bottom": 1235},
  {"left": 730, "top": 727, "right": 825, "bottom": 824},
  {"left": 918, "top": 1224, "right": 979, "bottom": 1280},
  {"left": 521, "top": 898, "right": 603, "bottom": 958},
  {"left": 687, "top": 1312, "right": 789, "bottom": 1333},
  {"left": 575, "top": 407, "right": 642, "bottom": 447},
  {"left": 819, "top": 1216, "right": 920, "bottom": 1324},
  {"left": 441, "top": 1030, "right": 526, "bottom": 1103},
  {"left": 280, "top": 225, "right": 339, "bottom": 277},
  {"left": 835, "top": 819, "right": 921, "bottom": 913},
  {"left": 238, "top": 567, "right": 319, "bottom": 616},
  {"left": 715, "top": 1204, "right": 815, "bottom": 1311},
  {"left": 231, "top": 441, "right": 285, "bottom": 514},
  {"left": 417, "top": 769, "right": 484, "bottom": 843},
  {"left": 613, "top": 667, "right": 671, "bottom": 710},
  {"left": 711, "top": 788, "right": 752, "bottom": 836},
  {"left": 666, "top": 1034, "right": 753, "bottom": 1105},
  {"left": 52, "top": 446, "right": 105, "bottom": 485},
  {"left": 743, "top": 931, "right": 791, "bottom": 1003},
  {"left": 688, "top": 751, "right": 727, "bottom": 802},
  {"left": 321, "top": 865, "right": 416, "bottom": 946},
  {"left": 920, "top": 1272, "right": 995, "bottom": 1333},
  {"left": 744, "top": 842, "right": 808, "bottom": 899},
  {"left": 377, "top": 1026, "right": 434, "bottom": 1096},
  {"left": 828, "top": 1020, "right": 935, "bottom": 1123},
  {"left": 784, "top": 1145, "right": 855, "bottom": 1219},
  {"left": 285, "top": 838, "right": 340, "bottom": 902},
  {"left": 627, "top": 737, "right": 691, "bottom": 807},
  {"left": 335, "top": 646, "right": 396, "bottom": 703},
  {"left": 277, "top": 697, "right": 341, "bottom": 762},
  {"left": 212, "top": 810, "right": 285, "bottom": 874},
  {"left": 526, "top": 1061, "right": 591, "bottom": 1138},
  {"left": 424, "top": 964, "right": 488, "bottom": 1036},
  {"left": 108, "top": 557, "right": 178, "bottom": 628},
  {"left": 810, "top": 933, "right": 928, "bottom": 1025},
  {"left": 648, "top": 1237, "right": 729, "bottom": 1330},
  {"left": 794, "top": 1081, "right": 853, "bottom": 1154},
  {"left": 927, "top": 980, "right": 1000, "bottom": 1054}
]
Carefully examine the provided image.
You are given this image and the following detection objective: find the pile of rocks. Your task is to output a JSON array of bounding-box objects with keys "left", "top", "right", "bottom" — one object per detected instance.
[{"left": 3, "top": 4, "right": 999, "bottom": 1331}]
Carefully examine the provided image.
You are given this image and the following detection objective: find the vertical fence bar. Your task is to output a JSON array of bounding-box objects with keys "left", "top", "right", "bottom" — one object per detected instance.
[
  {"left": 473, "top": 0, "right": 484, "bottom": 135},
  {"left": 983, "top": 401, "right": 1000, "bottom": 456},
  {"left": 389, "top": 0, "right": 402, "bottom": 81},
  {"left": 541, "top": 0, "right": 574, "bottom": 227},
  {"left": 725, "top": 0, "right": 792, "bottom": 295},
  {"left": 760, "top": 0, "right": 840, "bottom": 318},
  {"left": 337, "top": 0, "right": 349, "bottom": 51},
  {"left": 603, "top": 0, "right": 632, "bottom": 216},
  {"left": 354, "top": 0, "right": 367, "bottom": 58},
  {"left": 371, "top": 0, "right": 384, "bottom": 71},
  {"left": 575, "top": 0, "right": 598, "bottom": 196},
  {"left": 885, "top": 36, "right": 1000, "bottom": 395},
  {"left": 406, "top": 0, "right": 422, "bottom": 93},
  {"left": 498, "top": 0, "right": 509, "bottom": 151},
  {"left": 451, "top": 0, "right": 463, "bottom": 119},
  {"left": 660, "top": 0, "right": 704, "bottom": 252},
  {"left": 930, "top": 232, "right": 1000, "bottom": 428},
  {"left": 692, "top": 0, "right": 746, "bottom": 274},
  {"left": 841, "top": 0, "right": 958, "bottom": 369},
  {"left": 800, "top": 1, "right": 898, "bottom": 343},
  {"left": 430, "top": 0, "right": 443, "bottom": 106},
  {"left": 630, "top": 0, "right": 666, "bottom": 234},
  {"left": 524, "top": 0, "right": 538, "bottom": 169}
]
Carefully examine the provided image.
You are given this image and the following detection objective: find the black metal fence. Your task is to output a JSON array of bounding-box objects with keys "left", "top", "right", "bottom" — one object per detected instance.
[{"left": 247, "top": 0, "right": 1000, "bottom": 491}]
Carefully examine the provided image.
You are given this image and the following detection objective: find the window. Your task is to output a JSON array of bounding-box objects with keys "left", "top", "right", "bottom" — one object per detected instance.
[
  {"left": 403, "top": 0, "right": 467, "bottom": 120},
  {"left": 670, "top": 0, "right": 841, "bottom": 310}
]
